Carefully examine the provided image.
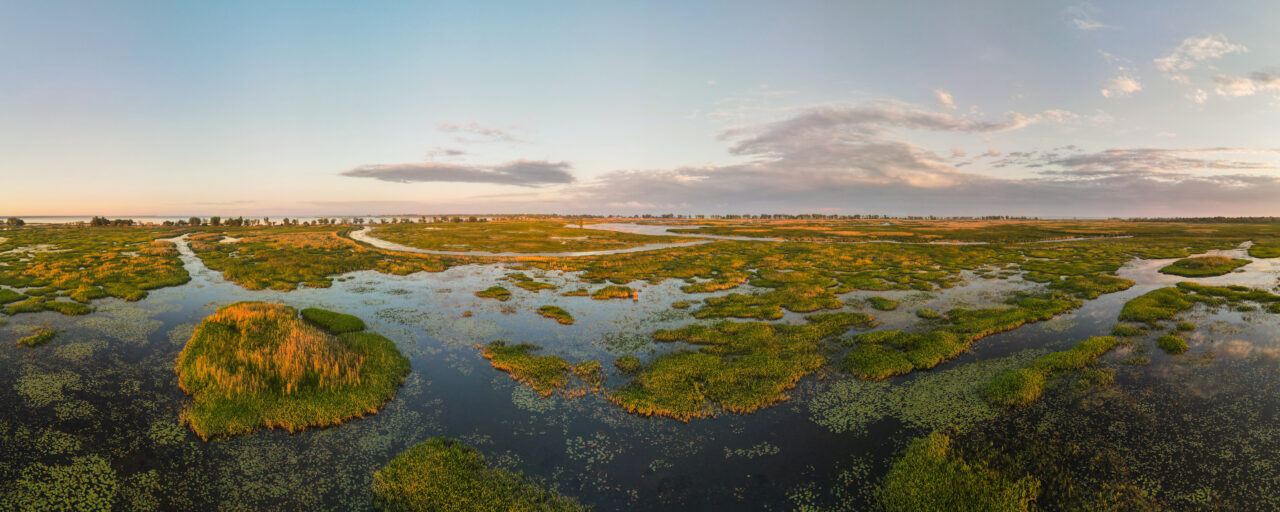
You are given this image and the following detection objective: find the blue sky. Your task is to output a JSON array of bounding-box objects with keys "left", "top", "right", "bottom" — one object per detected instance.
[{"left": 3, "top": 1, "right": 1279, "bottom": 216}]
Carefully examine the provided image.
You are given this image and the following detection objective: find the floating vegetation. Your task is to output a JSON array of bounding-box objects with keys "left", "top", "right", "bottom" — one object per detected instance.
[
  {"left": 1159, "top": 255, "right": 1250, "bottom": 277},
  {"left": 867, "top": 296, "right": 900, "bottom": 311},
  {"left": 300, "top": 307, "right": 366, "bottom": 333},
  {"left": 475, "top": 285, "right": 512, "bottom": 301},
  {"left": 724, "top": 441, "right": 780, "bottom": 459},
  {"left": 15, "top": 370, "right": 83, "bottom": 408},
  {"left": 6, "top": 455, "right": 119, "bottom": 512},
  {"left": 875, "top": 432, "right": 1039, "bottom": 512},
  {"left": 536, "top": 305, "right": 574, "bottom": 325},
  {"left": 609, "top": 312, "right": 873, "bottom": 420},
  {"left": 174, "top": 302, "right": 410, "bottom": 439},
  {"left": 372, "top": 437, "right": 584, "bottom": 512},
  {"left": 811, "top": 350, "right": 1046, "bottom": 434},
  {"left": 15, "top": 327, "right": 56, "bottom": 347}
]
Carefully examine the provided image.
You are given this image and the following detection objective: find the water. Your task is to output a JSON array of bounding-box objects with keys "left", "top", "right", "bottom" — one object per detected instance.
[{"left": 1, "top": 238, "right": 1279, "bottom": 509}]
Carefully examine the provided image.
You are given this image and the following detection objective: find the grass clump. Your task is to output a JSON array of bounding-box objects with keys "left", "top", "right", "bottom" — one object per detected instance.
[
  {"left": 1118, "top": 287, "right": 1196, "bottom": 324},
  {"left": 1175, "top": 321, "right": 1195, "bottom": 332},
  {"left": 841, "top": 344, "right": 914, "bottom": 380},
  {"left": 1077, "top": 367, "right": 1116, "bottom": 390},
  {"left": 175, "top": 302, "right": 410, "bottom": 439},
  {"left": 613, "top": 355, "right": 642, "bottom": 375},
  {"left": 1158, "top": 255, "right": 1250, "bottom": 277},
  {"left": 506, "top": 273, "right": 557, "bottom": 292},
  {"left": 0, "top": 288, "right": 23, "bottom": 304},
  {"left": 372, "top": 437, "right": 584, "bottom": 512},
  {"left": 1046, "top": 273, "right": 1134, "bottom": 299},
  {"left": 876, "top": 432, "right": 1039, "bottom": 512},
  {"left": 1110, "top": 324, "right": 1144, "bottom": 337},
  {"left": 868, "top": 296, "right": 900, "bottom": 311},
  {"left": 916, "top": 308, "right": 942, "bottom": 319},
  {"left": 591, "top": 285, "right": 634, "bottom": 300},
  {"left": 536, "top": 305, "right": 574, "bottom": 325},
  {"left": 1157, "top": 334, "right": 1188, "bottom": 355},
  {"left": 1249, "top": 243, "right": 1280, "bottom": 258},
  {"left": 300, "top": 307, "right": 366, "bottom": 334},
  {"left": 16, "top": 327, "right": 56, "bottom": 347},
  {"left": 475, "top": 286, "right": 512, "bottom": 301}
]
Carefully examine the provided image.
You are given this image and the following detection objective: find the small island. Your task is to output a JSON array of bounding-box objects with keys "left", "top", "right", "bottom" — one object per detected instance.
[
  {"left": 175, "top": 302, "right": 409, "bottom": 440},
  {"left": 1158, "top": 255, "right": 1250, "bottom": 277}
]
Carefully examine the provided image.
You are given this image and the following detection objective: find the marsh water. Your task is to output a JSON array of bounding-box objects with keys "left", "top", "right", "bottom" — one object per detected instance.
[{"left": 2, "top": 238, "right": 1280, "bottom": 510}]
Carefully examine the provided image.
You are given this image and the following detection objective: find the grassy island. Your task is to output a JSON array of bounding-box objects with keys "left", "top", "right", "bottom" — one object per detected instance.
[
  {"left": 1159, "top": 255, "right": 1250, "bottom": 277},
  {"left": 15, "top": 327, "right": 56, "bottom": 347},
  {"left": 372, "top": 437, "right": 584, "bottom": 512},
  {"left": 175, "top": 302, "right": 409, "bottom": 439},
  {"left": 480, "top": 341, "right": 599, "bottom": 397},
  {"left": 475, "top": 286, "right": 512, "bottom": 301},
  {"left": 535, "top": 305, "right": 574, "bottom": 325}
]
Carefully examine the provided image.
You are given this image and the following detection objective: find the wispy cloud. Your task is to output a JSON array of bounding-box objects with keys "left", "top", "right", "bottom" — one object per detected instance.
[
  {"left": 1213, "top": 71, "right": 1280, "bottom": 97},
  {"left": 1154, "top": 35, "right": 1248, "bottom": 83},
  {"left": 436, "top": 122, "right": 528, "bottom": 144},
  {"left": 934, "top": 89, "right": 956, "bottom": 110},
  {"left": 341, "top": 159, "right": 574, "bottom": 187},
  {"left": 1065, "top": 3, "right": 1110, "bottom": 31},
  {"left": 1100, "top": 74, "right": 1142, "bottom": 98}
]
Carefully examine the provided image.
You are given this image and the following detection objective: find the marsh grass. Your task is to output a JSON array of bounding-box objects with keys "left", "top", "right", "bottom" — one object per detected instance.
[
  {"left": 175, "top": 302, "right": 409, "bottom": 439},
  {"left": 867, "top": 296, "right": 900, "bottom": 311},
  {"left": 536, "top": 305, "right": 574, "bottom": 325},
  {"left": 1159, "top": 255, "right": 1250, "bottom": 277},
  {"left": 608, "top": 312, "right": 873, "bottom": 420},
  {"left": 876, "top": 432, "right": 1039, "bottom": 512},
  {"left": 1157, "top": 334, "right": 1188, "bottom": 355},
  {"left": 481, "top": 341, "right": 594, "bottom": 397},
  {"left": 16, "top": 327, "right": 56, "bottom": 347},
  {"left": 372, "top": 437, "right": 584, "bottom": 512},
  {"left": 475, "top": 286, "right": 512, "bottom": 301},
  {"left": 590, "top": 285, "right": 634, "bottom": 300},
  {"left": 300, "top": 307, "right": 366, "bottom": 334},
  {"left": 982, "top": 336, "right": 1119, "bottom": 407}
]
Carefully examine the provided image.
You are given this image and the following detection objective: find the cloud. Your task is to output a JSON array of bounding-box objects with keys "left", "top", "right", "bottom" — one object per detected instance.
[
  {"left": 1154, "top": 35, "right": 1248, "bottom": 83},
  {"left": 341, "top": 159, "right": 574, "bottom": 187},
  {"left": 1100, "top": 74, "right": 1142, "bottom": 98},
  {"left": 436, "top": 122, "right": 527, "bottom": 143},
  {"left": 1066, "top": 3, "right": 1109, "bottom": 31},
  {"left": 1213, "top": 71, "right": 1280, "bottom": 97},
  {"left": 934, "top": 89, "right": 956, "bottom": 110}
]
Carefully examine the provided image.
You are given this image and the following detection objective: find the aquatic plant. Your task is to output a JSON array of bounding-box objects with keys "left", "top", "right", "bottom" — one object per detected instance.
[
  {"left": 841, "top": 344, "right": 915, "bottom": 380},
  {"left": 591, "top": 284, "right": 634, "bottom": 300},
  {"left": 15, "top": 327, "right": 56, "bottom": 347},
  {"left": 1159, "top": 255, "right": 1250, "bottom": 277},
  {"left": 875, "top": 432, "right": 1039, "bottom": 512},
  {"left": 613, "top": 355, "right": 642, "bottom": 375},
  {"left": 1175, "top": 321, "right": 1195, "bottom": 332},
  {"left": 174, "top": 302, "right": 410, "bottom": 439},
  {"left": 535, "top": 305, "right": 574, "bottom": 325},
  {"left": 8, "top": 455, "right": 119, "bottom": 512},
  {"left": 1118, "top": 287, "right": 1196, "bottom": 324},
  {"left": 1110, "top": 324, "right": 1144, "bottom": 337},
  {"left": 1157, "top": 334, "right": 1188, "bottom": 355},
  {"left": 300, "top": 307, "right": 367, "bottom": 334},
  {"left": 1045, "top": 273, "right": 1134, "bottom": 299},
  {"left": 867, "top": 296, "right": 900, "bottom": 311},
  {"left": 481, "top": 341, "right": 596, "bottom": 397},
  {"left": 982, "top": 336, "right": 1119, "bottom": 407},
  {"left": 916, "top": 308, "right": 942, "bottom": 319},
  {"left": 475, "top": 286, "right": 512, "bottom": 301},
  {"left": 609, "top": 312, "right": 873, "bottom": 420},
  {"left": 372, "top": 437, "right": 584, "bottom": 511}
]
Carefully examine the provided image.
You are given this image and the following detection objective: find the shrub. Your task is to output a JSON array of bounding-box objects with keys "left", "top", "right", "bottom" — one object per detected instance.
[{"left": 300, "top": 307, "right": 366, "bottom": 334}]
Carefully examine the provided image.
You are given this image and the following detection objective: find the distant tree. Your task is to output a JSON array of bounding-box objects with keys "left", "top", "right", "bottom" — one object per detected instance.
[
  {"left": 262, "top": 217, "right": 271, "bottom": 226},
  {"left": 5, "top": 217, "right": 23, "bottom": 227},
  {"left": 189, "top": 217, "right": 202, "bottom": 227},
  {"left": 90, "top": 216, "right": 110, "bottom": 227},
  {"left": 209, "top": 216, "right": 221, "bottom": 227},
  {"left": 162, "top": 220, "right": 174, "bottom": 226}
]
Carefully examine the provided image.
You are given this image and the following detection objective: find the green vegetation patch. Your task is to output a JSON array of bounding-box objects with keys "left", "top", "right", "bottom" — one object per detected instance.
[
  {"left": 982, "top": 336, "right": 1119, "bottom": 407},
  {"left": 1159, "top": 255, "right": 1250, "bottom": 277},
  {"left": 372, "top": 437, "right": 584, "bottom": 512},
  {"left": 371, "top": 219, "right": 684, "bottom": 253},
  {"left": 300, "top": 307, "right": 366, "bottom": 334},
  {"left": 7, "top": 454, "right": 119, "bottom": 512},
  {"left": 475, "top": 286, "right": 512, "bottom": 301},
  {"left": 1249, "top": 242, "right": 1280, "bottom": 258},
  {"left": 1046, "top": 273, "right": 1134, "bottom": 299},
  {"left": 916, "top": 308, "right": 942, "bottom": 319},
  {"left": 876, "top": 432, "right": 1040, "bottom": 512},
  {"left": 480, "top": 341, "right": 596, "bottom": 397},
  {"left": 1119, "top": 287, "right": 1197, "bottom": 324},
  {"left": 613, "top": 355, "right": 642, "bottom": 375},
  {"left": 608, "top": 312, "right": 873, "bottom": 420},
  {"left": 590, "top": 284, "right": 634, "bottom": 300},
  {"left": 535, "top": 305, "right": 574, "bottom": 325},
  {"left": 868, "top": 296, "right": 900, "bottom": 311},
  {"left": 1157, "top": 334, "right": 1189, "bottom": 355},
  {"left": 175, "top": 302, "right": 409, "bottom": 439},
  {"left": 16, "top": 327, "right": 56, "bottom": 348},
  {"left": 1110, "top": 324, "right": 1144, "bottom": 337},
  {"left": 0, "top": 288, "right": 24, "bottom": 305}
]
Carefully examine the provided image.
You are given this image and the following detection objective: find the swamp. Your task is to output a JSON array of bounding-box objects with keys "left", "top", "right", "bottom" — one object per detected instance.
[{"left": 3, "top": 217, "right": 1280, "bottom": 510}]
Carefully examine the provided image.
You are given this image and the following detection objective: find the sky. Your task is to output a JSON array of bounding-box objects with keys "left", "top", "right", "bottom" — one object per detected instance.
[{"left": 2, "top": 0, "right": 1280, "bottom": 217}]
